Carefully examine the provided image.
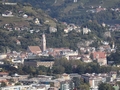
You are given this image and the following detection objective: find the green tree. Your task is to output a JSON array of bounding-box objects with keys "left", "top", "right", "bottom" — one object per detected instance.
[
  {"left": 53, "top": 65, "right": 65, "bottom": 74},
  {"left": 78, "top": 84, "right": 89, "bottom": 90},
  {"left": 98, "top": 83, "right": 115, "bottom": 90},
  {"left": 72, "top": 77, "right": 82, "bottom": 88},
  {"left": 107, "top": 50, "right": 120, "bottom": 64},
  {"left": 1, "top": 81, "right": 7, "bottom": 87},
  {"left": 15, "top": 82, "right": 21, "bottom": 85},
  {"left": 76, "top": 64, "right": 86, "bottom": 74}
]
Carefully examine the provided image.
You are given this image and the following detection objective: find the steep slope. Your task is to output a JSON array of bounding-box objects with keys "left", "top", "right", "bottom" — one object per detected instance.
[
  {"left": 0, "top": 0, "right": 116, "bottom": 53},
  {"left": 0, "top": 2, "right": 62, "bottom": 52},
  {"left": 10, "top": 0, "right": 120, "bottom": 8},
  {"left": 0, "top": 2, "right": 57, "bottom": 28},
  {"left": 10, "top": 0, "right": 120, "bottom": 24}
]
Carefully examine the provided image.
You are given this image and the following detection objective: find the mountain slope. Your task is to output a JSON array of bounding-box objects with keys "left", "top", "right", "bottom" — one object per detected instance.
[
  {"left": 10, "top": 0, "right": 120, "bottom": 24},
  {"left": 10, "top": 0, "right": 120, "bottom": 8},
  {"left": 0, "top": 0, "right": 117, "bottom": 53},
  {"left": 0, "top": 2, "right": 63, "bottom": 52},
  {"left": 0, "top": 2, "right": 58, "bottom": 28}
]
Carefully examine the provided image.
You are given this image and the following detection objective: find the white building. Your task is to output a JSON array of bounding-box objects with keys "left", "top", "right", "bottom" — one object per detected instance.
[
  {"left": 35, "top": 18, "right": 40, "bottom": 25},
  {"left": 1, "top": 85, "right": 31, "bottom": 90},
  {"left": 23, "top": 14, "right": 28, "bottom": 18},
  {"left": 2, "top": 2, "right": 17, "bottom": 5},
  {"left": 83, "top": 27, "right": 91, "bottom": 34},
  {"left": 49, "top": 27, "right": 57, "bottom": 33},
  {"left": 60, "top": 50, "right": 79, "bottom": 60},
  {"left": 1, "top": 84, "right": 48, "bottom": 90},
  {"left": 2, "top": 11, "right": 14, "bottom": 17},
  {"left": 0, "top": 54, "right": 7, "bottom": 60}
]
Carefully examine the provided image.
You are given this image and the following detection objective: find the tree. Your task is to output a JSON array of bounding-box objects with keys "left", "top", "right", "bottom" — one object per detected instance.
[
  {"left": 107, "top": 50, "right": 120, "bottom": 64},
  {"left": 76, "top": 64, "right": 86, "bottom": 74},
  {"left": 72, "top": 77, "right": 83, "bottom": 88},
  {"left": 1, "top": 81, "right": 7, "bottom": 87},
  {"left": 15, "top": 82, "right": 21, "bottom": 85},
  {"left": 98, "top": 83, "right": 115, "bottom": 90},
  {"left": 53, "top": 65, "right": 65, "bottom": 74},
  {"left": 72, "top": 77, "right": 80, "bottom": 88},
  {"left": 78, "top": 84, "right": 89, "bottom": 90}
]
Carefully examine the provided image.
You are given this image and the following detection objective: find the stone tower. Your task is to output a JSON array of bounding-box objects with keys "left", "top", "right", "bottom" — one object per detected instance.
[
  {"left": 74, "top": 0, "right": 77, "bottom": 2},
  {"left": 42, "top": 33, "right": 46, "bottom": 52}
]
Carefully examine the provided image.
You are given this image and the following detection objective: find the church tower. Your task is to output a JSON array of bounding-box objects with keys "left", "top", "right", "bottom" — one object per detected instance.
[
  {"left": 112, "top": 42, "right": 115, "bottom": 49},
  {"left": 74, "top": 0, "right": 77, "bottom": 2},
  {"left": 42, "top": 33, "right": 46, "bottom": 52}
]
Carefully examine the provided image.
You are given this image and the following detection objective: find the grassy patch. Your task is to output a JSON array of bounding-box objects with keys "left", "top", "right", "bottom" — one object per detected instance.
[
  {"left": 0, "top": 16, "right": 29, "bottom": 26},
  {"left": 64, "top": 3, "right": 80, "bottom": 13},
  {"left": 23, "top": 6, "right": 37, "bottom": 15},
  {"left": 53, "top": 0, "right": 64, "bottom": 6},
  {"left": 44, "top": 18, "right": 56, "bottom": 27}
]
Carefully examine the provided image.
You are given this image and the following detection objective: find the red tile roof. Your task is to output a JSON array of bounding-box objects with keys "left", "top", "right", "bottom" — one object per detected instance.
[
  {"left": 28, "top": 46, "right": 42, "bottom": 54},
  {"left": 92, "top": 51, "right": 106, "bottom": 59},
  {"left": 0, "top": 72, "right": 9, "bottom": 75}
]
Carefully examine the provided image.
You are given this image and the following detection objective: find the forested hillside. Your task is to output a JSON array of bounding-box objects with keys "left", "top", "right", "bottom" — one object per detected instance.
[
  {"left": 10, "top": 0, "right": 120, "bottom": 24},
  {"left": 0, "top": 2, "right": 64, "bottom": 52},
  {"left": 0, "top": 0, "right": 119, "bottom": 56},
  {"left": 0, "top": 1, "right": 109, "bottom": 53}
]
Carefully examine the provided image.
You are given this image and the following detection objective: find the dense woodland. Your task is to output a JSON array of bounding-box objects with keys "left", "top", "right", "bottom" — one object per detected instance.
[
  {"left": 11, "top": 0, "right": 120, "bottom": 24},
  {"left": 0, "top": 21, "right": 109, "bottom": 52}
]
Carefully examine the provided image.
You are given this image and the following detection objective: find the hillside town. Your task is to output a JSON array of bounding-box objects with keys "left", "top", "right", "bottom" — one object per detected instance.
[
  {"left": 0, "top": 31, "right": 118, "bottom": 90},
  {"left": 0, "top": 17, "right": 119, "bottom": 90},
  {"left": 0, "top": 71, "right": 119, "bottom": 90},
  {"left": 1, "top": 0, "right": 120, "bottom": 90}
]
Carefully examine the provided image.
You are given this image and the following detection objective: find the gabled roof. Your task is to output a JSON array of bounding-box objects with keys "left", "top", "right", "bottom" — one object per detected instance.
[
  {"left": 92, "top": 51, "right": 106, "bottom": 59},
  {"left": 28, "top": 46, "right": 42, "bottom": 54}
]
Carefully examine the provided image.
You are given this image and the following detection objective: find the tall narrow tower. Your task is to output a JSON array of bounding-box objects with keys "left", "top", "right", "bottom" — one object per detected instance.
[
  {"left": 42, "top": 33, "right": 46, "bottom": 52},
  {"left": 74, "top": 0, "right": 77, "bottom": 2},
  {"left": 112, "top": 42, "right": 115, "bottom": 49}
]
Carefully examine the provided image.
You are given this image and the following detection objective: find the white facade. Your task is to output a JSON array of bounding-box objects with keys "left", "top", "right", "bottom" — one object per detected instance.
[
  {"left": 60, "top": 50, "right": 78, "bottom": 56},
  {"left": 35, "top": 18, "right": 40, "bottom": 25},
  {"left": 2, "top": 3, "right": 17, "bottom": 5},
  {"left": 1, "top": 85, "right": 47, "bottom": 90},
  {"left": 61, "top": 83, "right": 70, "bottom": 90},
  {"left": 73, "top": 0, "right": 77, "bottom": 2},
  {"left": 1, "top": 85, "right": 30, "bottom": 90},
  {"left": 60, "top": 50, "right": 78, "bottom": 60},
  {"left": 49, "top": 27, "right": 57, "bottom": 33},
  {"left": 0, "top": 54, "right": 7, "bottom": 60},
  {"left": 83, "top": 27, "right": 91, "bottom": 34}
]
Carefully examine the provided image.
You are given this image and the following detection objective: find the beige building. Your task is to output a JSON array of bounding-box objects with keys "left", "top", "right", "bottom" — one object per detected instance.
[
  {"left": 82, "top": 73, "right": 107, "bottom": 89},
  {"left": 61, "top": 73, "right": 70, "bottom": 80},
  {"left": 24, "top": 60, "right": 54, "bottom": 67}
]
